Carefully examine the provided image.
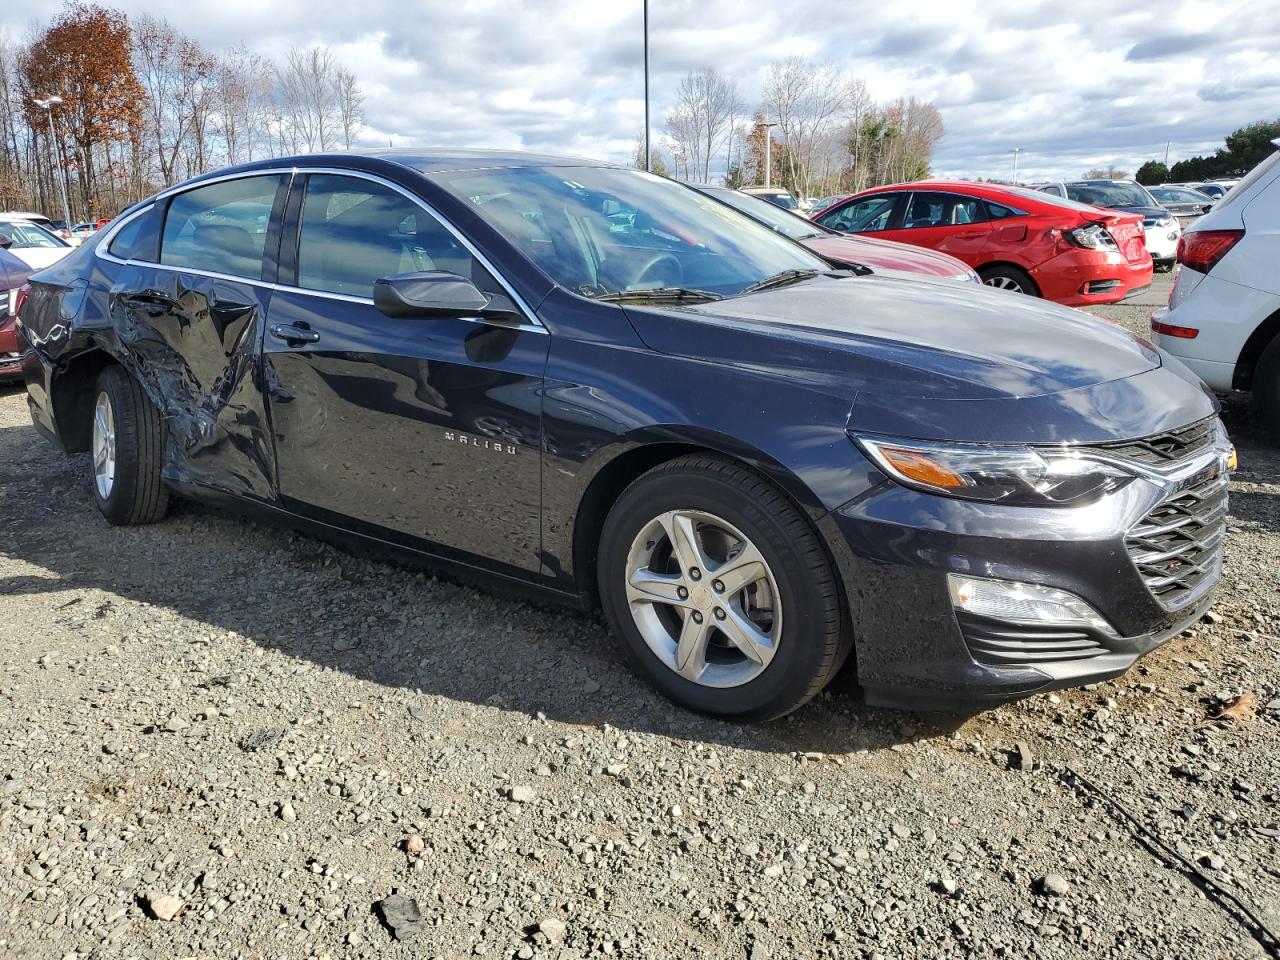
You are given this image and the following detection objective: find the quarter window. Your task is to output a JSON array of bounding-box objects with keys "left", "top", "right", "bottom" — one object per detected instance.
[
  {"left": 295, "top": 175, "right": 492, "bottom": 298},
  {"left": 817, "top": 195, "right": 897, "bottom": 233},
  {"left": 161, "top": 175, "right": 283, "bottom": 279}
]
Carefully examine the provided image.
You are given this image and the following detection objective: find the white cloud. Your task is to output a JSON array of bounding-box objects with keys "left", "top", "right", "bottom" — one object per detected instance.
[{"left": 3, "top": 0, "right": 1274, "bottom": 181}]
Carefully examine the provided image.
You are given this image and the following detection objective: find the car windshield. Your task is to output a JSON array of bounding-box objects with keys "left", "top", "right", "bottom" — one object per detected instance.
[
  {"left": 1064, "top": 182, "right": 1153, "bottom": 208},
  {"left": 700, "top": 187, "right": 824, "bottom": 240},
  {"left": 1151, "top": 187, "right": 1210, "bottom": 204},
  {"left": 0, "top": 220, "right": 68, "bottom": 248},
  {"left": 1007, "top": 186, "right": 1109, "bottom": 216},
  {"left": 434, "top": 166, "right": 830, "bottom": 298}
]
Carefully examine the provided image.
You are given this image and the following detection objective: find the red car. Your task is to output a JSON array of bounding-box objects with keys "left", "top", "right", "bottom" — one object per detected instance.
[
  {"left": 812, "top": 180, "right": 1152, "bottom": 306},
  {"left": 0, "top": 236, "right": 33, "bottom": 383},
  {"left": 695, "top": 184, "right": 979, "bottom": 284}
]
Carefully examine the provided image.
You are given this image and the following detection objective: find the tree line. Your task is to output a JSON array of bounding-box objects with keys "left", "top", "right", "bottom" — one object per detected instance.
[
  {"left": 638, "top": 57, "right": 945, "bottom": 199},
  {"left": 0, "top": 1, "right": 365, "bottom": 222},
  {"left": 1134, "top": 118, "right": 1280, "bottom": 186}
]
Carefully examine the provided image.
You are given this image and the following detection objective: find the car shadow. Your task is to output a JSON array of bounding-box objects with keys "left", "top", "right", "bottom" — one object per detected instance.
[
  {"left": 0, "top": 404, "right": 965, "bottom": 756},
  {"left": 4, "top": 388, "right": 1271, "bottom": 753}
]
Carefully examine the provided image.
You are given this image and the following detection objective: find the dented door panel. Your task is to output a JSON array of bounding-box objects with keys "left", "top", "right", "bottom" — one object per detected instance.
[{"left": 108, "top": 263, "right": 277, "bottom": 499}]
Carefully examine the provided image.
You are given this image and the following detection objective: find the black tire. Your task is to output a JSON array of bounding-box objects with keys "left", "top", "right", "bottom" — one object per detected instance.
[
  {"left": 1255, "top": 334, "right": 1280, "bottom": 444},
  {"left": 978, "top": 264, "right": 1040, "bottom": 297},
  {"left": 91, "top": 364, "right": 170, "bottom": 525},
  {"left": 597, "top": 454, "right": 847, "bottom": 721}
]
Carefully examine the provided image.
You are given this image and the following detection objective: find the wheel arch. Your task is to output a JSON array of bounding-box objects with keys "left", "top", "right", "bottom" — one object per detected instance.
[
  {"left": 975, "top": 260, "right": 1041, "bottom": 295},
  {"left": 1233, "top": 304, "right": 1280, "bottom": 391},
  {"left": 49, "top": 347, "right": 119, "bottom": 453},
  {"left": 568, "top": 429, "right": 836, "bottom": 609}
]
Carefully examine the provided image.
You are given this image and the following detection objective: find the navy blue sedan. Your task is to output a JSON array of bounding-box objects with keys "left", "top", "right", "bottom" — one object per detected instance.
[{"left": 15, "top": 151, "right": 1230, "bottom": 719}]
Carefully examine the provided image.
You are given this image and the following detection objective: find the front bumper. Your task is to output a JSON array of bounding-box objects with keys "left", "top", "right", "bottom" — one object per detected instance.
[{"left": 826, "top": 433, "right": 1229, "bottom": 711}]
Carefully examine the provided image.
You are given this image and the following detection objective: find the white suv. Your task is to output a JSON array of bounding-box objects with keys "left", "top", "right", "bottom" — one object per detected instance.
[{"left": 1151, "top": 146, "right": 1280, "bottom": 437}]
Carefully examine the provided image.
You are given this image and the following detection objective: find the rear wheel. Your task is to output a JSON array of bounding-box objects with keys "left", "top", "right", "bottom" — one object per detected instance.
[
  {"left": 597, "top": 455, "right": 846, "bottom": 720},
  {"left": 91, "top": 365, "right": 170, "bottom": 525},
  {"left": 1254, "top": 335, "right": 1280, "bottom": 443},
  {"left": 979, "top": 264, "right": 1040, "bottom": 297}
]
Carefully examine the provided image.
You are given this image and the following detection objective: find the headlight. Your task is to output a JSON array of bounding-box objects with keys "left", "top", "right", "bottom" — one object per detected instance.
[
  {"left": 854, "top": 435, "right": 1135, "bottom": 506},
  {"left": 1066, "top": 223, "right": 1118, "bottom": 251}
]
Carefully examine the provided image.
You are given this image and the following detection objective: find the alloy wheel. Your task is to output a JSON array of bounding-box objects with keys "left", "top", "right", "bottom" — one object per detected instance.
[
  {"left": 624, "top": 509, "right": 782, "bottom": 688},
  {"left": 984, "top": 275, "right": 1024, "bottom": 293},
  {"left": 92, "top": 390, "right": 116, "bottom": 500}
]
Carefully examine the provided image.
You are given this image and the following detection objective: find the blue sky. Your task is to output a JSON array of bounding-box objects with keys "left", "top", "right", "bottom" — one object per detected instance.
[{"left": 5, "top": 0, "right": 1276, "bottom": 181}]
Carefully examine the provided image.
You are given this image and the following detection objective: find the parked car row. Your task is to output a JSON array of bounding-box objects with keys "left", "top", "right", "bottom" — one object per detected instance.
[
  {"left": 1031, "top": 180, "right": 1181, "bottom": 271},
  {"left": 11, "top": 148, "right": 1233, "bottom": 722}
]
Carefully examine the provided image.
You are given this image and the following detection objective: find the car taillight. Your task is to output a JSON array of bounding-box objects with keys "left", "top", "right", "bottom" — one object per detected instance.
[
  {"left": 1176, "top": 229, "right": 1243, "bottom": 274},
  {"left": 14, "top": 283, "right": 31, "bottom": 317}
]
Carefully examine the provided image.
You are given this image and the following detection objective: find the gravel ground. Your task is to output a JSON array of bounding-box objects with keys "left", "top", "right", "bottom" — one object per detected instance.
[{"left": 1, "top": 271, "right": 1277, "bottom": 960}]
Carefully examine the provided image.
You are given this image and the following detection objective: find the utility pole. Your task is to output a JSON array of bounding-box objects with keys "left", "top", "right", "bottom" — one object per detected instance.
[
  {"left": 642, "top": 0, "right": 651, "bottom": 171},
  {"left": 1164, "top": 141, "right": 1170, "bottom": 166},
  {"left": 34, "top": 96, "right": 73, "bottom": 229},
  {"left": 1011, "top": 147, "right": 1022, "bottom": 184},
  {"left": 763, "top": 121, "right": 778, "bottom": 187}
]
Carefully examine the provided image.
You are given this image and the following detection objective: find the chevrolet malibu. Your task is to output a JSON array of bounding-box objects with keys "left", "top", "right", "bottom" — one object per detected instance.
[{"left": 16, "top": 151, "right": 1231, "bottom": 719}]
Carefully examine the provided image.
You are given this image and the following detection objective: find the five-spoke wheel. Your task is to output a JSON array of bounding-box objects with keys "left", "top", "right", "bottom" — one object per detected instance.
[
  {"left": 625, "top": 509, "right": 782, "bottom": 688},
  {"left": 599, "top": 454, "right": 847, "bottom": 720}
]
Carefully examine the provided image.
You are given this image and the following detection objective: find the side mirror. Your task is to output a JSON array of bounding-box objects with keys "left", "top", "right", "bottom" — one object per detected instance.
[
  {"left": 0, "top": 233, "right": 11, "bottom": 250},
  {"left": 373, "top": 271, "right": 490, "bottom": 318}
]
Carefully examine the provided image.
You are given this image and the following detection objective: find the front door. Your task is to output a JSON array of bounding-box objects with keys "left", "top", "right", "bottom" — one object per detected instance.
[
  {"left": 876, "top": 191, "right": 994, "bottom": 266},
  {"left": 263, "top": 172, "right": 548, "bottom": 574}
]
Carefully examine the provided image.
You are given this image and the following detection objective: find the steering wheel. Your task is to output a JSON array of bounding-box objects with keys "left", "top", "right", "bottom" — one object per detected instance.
[{"left": 630, "top": 252, "right": 683, "bottom": 290}]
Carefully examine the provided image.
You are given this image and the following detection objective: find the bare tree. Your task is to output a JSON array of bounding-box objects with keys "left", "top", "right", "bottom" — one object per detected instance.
[
  {"left": 761, "top": 56, "right": 853, "bottom": 198},
  {"left": 213, "top": 47, "right": 272, "bottom": 165},
  {"left": 133, "top": 15, "right": 217, "bottom": 185},
  {"left": 663, "top": 67, "right": 739, "bottom": 182},
  {"left": 335, "top": 65, "right": 363, "bottom": 150},
  {"left": 277, "top": 46, "right": 341, "bottom": 151}
]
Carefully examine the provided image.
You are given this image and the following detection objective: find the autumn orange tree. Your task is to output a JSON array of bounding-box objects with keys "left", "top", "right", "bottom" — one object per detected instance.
[{"left": 19, "top": 2, "right": 144, "bottom": 219}]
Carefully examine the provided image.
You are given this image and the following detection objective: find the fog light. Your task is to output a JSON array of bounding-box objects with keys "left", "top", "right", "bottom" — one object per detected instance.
[{"left": 947, "top": 574, "right": 1118, "bottom": 636}]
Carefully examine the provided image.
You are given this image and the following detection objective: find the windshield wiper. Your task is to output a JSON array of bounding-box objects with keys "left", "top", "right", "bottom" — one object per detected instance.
[
  {"left": 739, "top": 268, "right": 823, "bottom": 294},
  {"left": 593, "top": 286, "right": 723, "bottom": 304}
]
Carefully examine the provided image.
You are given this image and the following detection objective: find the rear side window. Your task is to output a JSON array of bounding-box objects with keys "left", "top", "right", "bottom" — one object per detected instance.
[
  {"left": 295, "top": 174, "right": 493, "bottom": 298},
  {"left": 902, "top": 192, "right": 987, "bottom": 229},
  {"left": 161, "top": 175, "right": 284, "bottom": 279}
]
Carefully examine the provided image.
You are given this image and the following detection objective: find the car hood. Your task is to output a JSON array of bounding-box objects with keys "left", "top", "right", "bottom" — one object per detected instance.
[
  {"left": 623, "top": 275, "right": 1217, "bottom": 442},
  {"left": 801, "top": 234, "right": 974, "bottom": 280}
]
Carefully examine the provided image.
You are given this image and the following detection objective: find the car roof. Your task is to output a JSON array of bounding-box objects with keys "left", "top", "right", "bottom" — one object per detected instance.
[{"left": 198, "top": 148, "right": 618, "bottom": 179}]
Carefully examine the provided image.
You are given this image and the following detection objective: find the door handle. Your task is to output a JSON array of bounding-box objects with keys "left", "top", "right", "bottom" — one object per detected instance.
[{"left": 270, "top": 322, "right": 320, "bottom": 345}]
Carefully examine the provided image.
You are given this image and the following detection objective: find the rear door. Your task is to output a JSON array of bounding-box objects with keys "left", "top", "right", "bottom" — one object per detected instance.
[
  {"left": 105, "top": 172, "right": 288, "bottom": 499},
  {"left": 874, "top": 191, "right": 994, "bottom": 266},
  {"left": 263, "top": 171, "right": 547, "bottom": 574}
]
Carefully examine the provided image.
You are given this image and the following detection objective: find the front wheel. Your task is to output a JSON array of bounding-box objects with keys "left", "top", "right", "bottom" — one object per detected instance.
[
  {"left": 597, "top": 455, "right": 847, "bottom": 720},
  {"left": 91, "top": 365, "right": 170, "bottom": 525}
]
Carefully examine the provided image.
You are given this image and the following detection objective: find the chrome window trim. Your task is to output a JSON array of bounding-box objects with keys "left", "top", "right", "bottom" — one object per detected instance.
[{"left": 95, "top": 165, "right": 546, "bottom": 334}]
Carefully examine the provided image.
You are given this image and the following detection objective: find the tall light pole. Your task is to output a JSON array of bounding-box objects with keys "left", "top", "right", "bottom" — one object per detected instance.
[
  {"left": 34, "top": 96, "right": 72, "bottom": 230},
  {"left": 642, "top": 0, "right": 650, "bottom": 171},
  {"left": 1011, "top": 147, "right": 1022, "bottom": 184},
  {"left": 763, "top": 120, "right": 778, "bottom": 187}
]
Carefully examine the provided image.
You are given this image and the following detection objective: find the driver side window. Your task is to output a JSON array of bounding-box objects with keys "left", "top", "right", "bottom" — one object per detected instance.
[
  {"left": 296, "top": 175, "right": 494, "bottom": 298},
  {"left": 818, "top": 195, "right": 897, "bottom": 233}
]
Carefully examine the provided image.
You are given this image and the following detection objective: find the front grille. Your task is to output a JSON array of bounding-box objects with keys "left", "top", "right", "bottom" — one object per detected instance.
[
  {"left": 1125, "top": 469, "right": 1228, "bottom": 612},
  {"left": 957, "top": 612, "right": 1108, "bottom": 667},
  {"left": 1086, "top": 417, "right": 1216, "bottom": 466}
]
